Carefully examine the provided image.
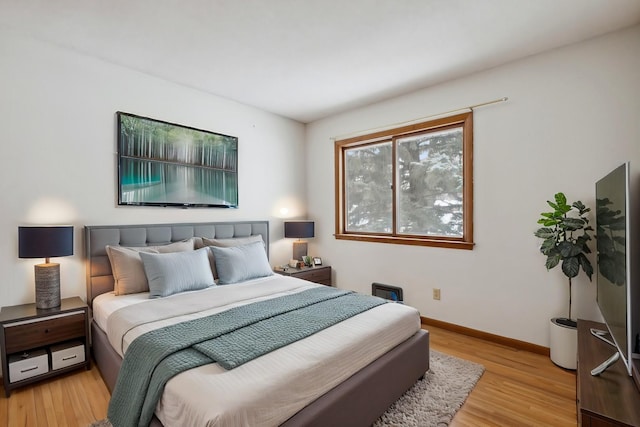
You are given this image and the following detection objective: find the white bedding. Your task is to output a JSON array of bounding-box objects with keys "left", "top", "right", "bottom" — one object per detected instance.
[{"left": 94, "top": 275, "right": 421, "bottom": 427}]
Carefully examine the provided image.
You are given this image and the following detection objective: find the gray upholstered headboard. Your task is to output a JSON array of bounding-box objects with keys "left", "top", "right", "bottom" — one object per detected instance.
[{"left": 85, "top": 221, "right": 269, "bottom": 306}]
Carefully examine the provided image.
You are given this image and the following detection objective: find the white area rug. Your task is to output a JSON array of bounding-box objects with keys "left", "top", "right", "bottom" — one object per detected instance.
[
  {"left": 90, "top": 350, "right": 484, "bottom": 427},
  {"left": 374, "top": 350, "right": 485, "bottom": 427}
]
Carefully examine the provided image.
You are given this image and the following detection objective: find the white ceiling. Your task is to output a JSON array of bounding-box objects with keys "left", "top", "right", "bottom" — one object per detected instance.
[{"left": 2, "top": 0, "right": 640, "bottom": 123}]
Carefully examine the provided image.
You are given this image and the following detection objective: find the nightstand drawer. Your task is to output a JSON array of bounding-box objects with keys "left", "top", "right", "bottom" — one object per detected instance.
[
  {"left": 274, "top": 266, "right": 333, "bottom": 286},
  {"left": 3, "top": 311, "right": 85, "bottom": 354},
  {"left": 51, "top": 341, "right": 85, "bottom": 370},
  {"left": 8, "top": 349, "right": 48, "bottom": 383},
  {"left": 295, "top": 268, "right": 331, "bottom": 284}
]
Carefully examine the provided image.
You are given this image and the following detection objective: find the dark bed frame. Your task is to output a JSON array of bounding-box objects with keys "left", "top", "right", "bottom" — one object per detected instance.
[{"left": 85, "top": 221, "right": 430, "bottom": 427}]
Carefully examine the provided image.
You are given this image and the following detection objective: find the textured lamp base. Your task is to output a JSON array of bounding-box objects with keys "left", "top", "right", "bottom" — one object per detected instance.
[
  {"left": 35, "top": 263, "right": 61, "bottom": 309},
  {"left": 292, "top": 241, "right": 308, "bottom": 261}
]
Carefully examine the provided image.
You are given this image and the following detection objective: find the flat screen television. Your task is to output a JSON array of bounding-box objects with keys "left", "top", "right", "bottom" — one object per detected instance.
[
  {"left": 117, "top": 112, "right": 238, "bottom": 208},
  {"left": 594, "top": 162, "right": 637, "bottom": 377}
]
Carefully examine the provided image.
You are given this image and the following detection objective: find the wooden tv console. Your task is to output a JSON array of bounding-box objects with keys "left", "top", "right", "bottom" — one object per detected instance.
[{"left": 577, "top": 319, "right": 640, "bottom": 426}]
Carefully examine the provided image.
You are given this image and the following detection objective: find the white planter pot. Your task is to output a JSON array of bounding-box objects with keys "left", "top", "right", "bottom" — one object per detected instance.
[{"left": 549, "top": 318, "right": 577, "bottom": 370}]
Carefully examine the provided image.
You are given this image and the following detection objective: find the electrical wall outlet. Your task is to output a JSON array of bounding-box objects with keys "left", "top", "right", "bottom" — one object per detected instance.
[{"left": 433, "top": 288, "right": 441, "bottom": 300}]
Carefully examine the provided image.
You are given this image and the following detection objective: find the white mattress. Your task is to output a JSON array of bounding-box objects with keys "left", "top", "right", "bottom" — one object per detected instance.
[{"left": 94, "top": 275, "right": 421, "bottom": 426}]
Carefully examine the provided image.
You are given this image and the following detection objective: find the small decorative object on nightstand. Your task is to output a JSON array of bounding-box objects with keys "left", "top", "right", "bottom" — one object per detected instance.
[
  {"left": 0, "top": 296, "right": 90, "bottom": 397},
  {"left": 274, "top": 265, "right": 332, "bottom": 286}
]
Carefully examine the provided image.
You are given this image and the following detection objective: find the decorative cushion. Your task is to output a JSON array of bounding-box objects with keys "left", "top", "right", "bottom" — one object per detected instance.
[
  {"left": 155, "top": 238, "right": 194, "bottom": 253},
  {"left": 210, "top": 241, "right": 273, "bottom": 285},
  {"left": 140, "top": 248, "right": 214, "bottom": 298},
  {"left": 105, "top": 246, "right": 158, "bottom": 295},
  {"left": 200, "top": 235, "right": 265, "bottom": 278},
  {"left": 201, "top": 235, "right": 264, "bottom": 248},
  {"left": 106, "top": 238, "right": 195, "bottom": 295}
]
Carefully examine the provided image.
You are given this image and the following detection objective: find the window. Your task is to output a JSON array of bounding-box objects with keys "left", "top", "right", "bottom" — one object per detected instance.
[{"left": 334, "top": 112, "right": 473, "bottom": 249}]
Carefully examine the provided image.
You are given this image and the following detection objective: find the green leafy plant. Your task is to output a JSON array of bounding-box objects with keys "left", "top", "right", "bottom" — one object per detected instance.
[{"left": 534, "top": 193, "right": 594, "bottom": 321}]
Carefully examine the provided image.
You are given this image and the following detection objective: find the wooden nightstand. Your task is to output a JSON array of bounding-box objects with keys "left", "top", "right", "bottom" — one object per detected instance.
[
  {"left": 0, "top": 296, "right": 90, "bottom": 397},
  {"left": 274, "top": 265, "right": 332, "bottom": 286}
]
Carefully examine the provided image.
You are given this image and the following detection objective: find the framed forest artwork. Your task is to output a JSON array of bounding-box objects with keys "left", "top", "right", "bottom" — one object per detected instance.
[{"left": 116, "top": 112, "right": 238, "bottom": 208}]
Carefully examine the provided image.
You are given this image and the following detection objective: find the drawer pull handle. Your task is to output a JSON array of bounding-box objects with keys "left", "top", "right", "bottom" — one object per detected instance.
[
  {"left": 44, "top": 329, "right": 49, "bottom": 333},
  {"left": 62, "top": 355, "right": 77, "bottom": 361},
  {"left": 20, "top": 366, "right": 39, "bottom": 373}
]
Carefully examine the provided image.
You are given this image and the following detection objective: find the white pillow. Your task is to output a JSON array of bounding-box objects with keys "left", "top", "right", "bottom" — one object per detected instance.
[
  {"left": 106, "top": 246, "right": 159, "bottom": 295},
  {"left": 106, "top": 238, "right": 195, "bottom": 295},
  {"left": 140, "top": 248, "right": 214, "bottom": 298},
  {"left": 210, "top": 241, "right": 273, "bottom": 285}
]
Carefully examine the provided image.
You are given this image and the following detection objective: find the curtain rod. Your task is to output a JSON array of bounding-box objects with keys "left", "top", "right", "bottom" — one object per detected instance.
[{"left": 331, "top": 96, "right": 508, "bottom": 141}]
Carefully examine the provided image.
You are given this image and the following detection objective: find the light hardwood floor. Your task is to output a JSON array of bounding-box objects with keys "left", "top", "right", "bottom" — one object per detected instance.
[
  {"left": 0, "top": 325, "right": 577, "bottom": 426},
  {"left": 430, "top": 324, "right": 577, "bottom": 427}
]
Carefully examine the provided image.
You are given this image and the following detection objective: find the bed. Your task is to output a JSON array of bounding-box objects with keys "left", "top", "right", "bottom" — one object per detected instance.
[{"left": 85, "top": 221, "right": 430, "bottom": 426}]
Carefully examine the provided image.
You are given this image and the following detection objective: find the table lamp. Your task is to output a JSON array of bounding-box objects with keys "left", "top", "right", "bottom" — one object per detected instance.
[
  {"left": 19, "top": 226, "right": 74, "bottom": 309},
  {"left": 284, "top": 221, "right": 314, "bottom": 261}
]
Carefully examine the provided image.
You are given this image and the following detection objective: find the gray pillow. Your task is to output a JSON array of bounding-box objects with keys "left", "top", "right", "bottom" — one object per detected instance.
[
  {"left": 106, "top": 238, "right": 195, "bottom": 295},
  {"left": 210, "top": 241, "right": 273, "bottom": 285},
  {"left": 155, "top": 238, "right": 194, "bottom": 253},
  {"left": 199, "top": 235, "right": 265, "bottom": 279},
  {"left": 201, "top": 235, "right": 264, "bottom": 248},
  {"left": 140, "top": 248, "right": 214, "bottom": 298}
]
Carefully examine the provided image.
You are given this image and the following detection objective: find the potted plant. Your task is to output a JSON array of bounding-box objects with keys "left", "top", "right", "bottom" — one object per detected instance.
[{"left": 534, "top": 192, "right": 593, "bottom": 369}]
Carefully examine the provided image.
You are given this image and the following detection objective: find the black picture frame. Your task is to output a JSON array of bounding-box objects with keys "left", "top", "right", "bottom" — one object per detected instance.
[
  {"left": 313, "top": 257, "right": 322, "bottom": 266},
  {"left": 117, "top": 112, "right": 238, "bottom": 208}
]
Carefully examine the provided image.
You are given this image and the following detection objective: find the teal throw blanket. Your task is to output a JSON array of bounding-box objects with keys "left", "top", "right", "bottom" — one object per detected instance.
[{"left": 107, "top": 286, "right": 386, "bottom": 427}]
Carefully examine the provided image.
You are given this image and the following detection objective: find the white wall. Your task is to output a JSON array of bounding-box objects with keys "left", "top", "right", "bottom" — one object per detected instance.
[
  {"left": 2, "top": 24, "right": 638, "bottom": 350},
  {"left": 0, "top": 28, "right": 307, "bottom": 308},
  {"left": 306, "top": 25, "right": 640, "bottom": 347}
]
